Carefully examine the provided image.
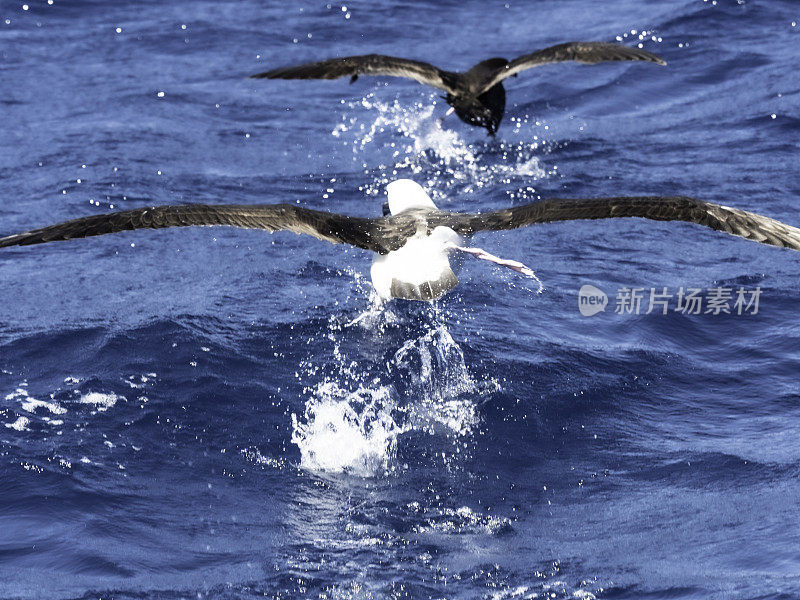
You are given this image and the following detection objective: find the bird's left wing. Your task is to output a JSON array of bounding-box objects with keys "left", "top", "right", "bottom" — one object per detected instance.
[
  {"left": 435, "top": 196, "right": 800, "bottom": 251},
  {"left": 250, "top": 54, "right": 459, "bottom": 93},
  {"left": 0, "top": 204, "right": 416, "bottom": 255},
  {"left": 477, "top": 42, "right": 666, "bottom": 94}
]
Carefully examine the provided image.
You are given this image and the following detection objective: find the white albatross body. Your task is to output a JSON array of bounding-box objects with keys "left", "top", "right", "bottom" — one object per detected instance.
[{"left": 370, "top": 180, "right": 464, "bottom": 301}]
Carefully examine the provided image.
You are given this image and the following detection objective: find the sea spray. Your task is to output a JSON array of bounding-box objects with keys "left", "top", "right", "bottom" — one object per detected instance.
[
  {"left": 391, "top": 323, "right": 480, "bottom": 437},
  {"left": 332, "top": 93, "right": 547, "bottom": 201},
  {"left": 291, "top": 307, "right": 492, "bottom": 476},
  {"left": 291, "top": 382, "right": 403, "bottom": 476}
]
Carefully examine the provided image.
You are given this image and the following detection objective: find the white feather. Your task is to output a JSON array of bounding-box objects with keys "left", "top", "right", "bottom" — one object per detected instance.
[
  {"left": 371, "top": 227, "right": 462, "bottom": 300},
  {"left": 371, "top": 180, "right": 461, "bottom": 300},
  {"left": 385, "top": 179, "right": 437, "bottom": 215}
]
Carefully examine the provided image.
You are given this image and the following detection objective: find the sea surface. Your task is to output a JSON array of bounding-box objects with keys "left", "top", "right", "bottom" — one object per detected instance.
[{"left": 1, "top": 1, "right": 799, "bottom": 598}]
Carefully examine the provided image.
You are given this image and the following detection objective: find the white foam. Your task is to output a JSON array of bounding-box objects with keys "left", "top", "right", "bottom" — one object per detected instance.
[
  {"left": 5, "top": 387, "right": 26, "bottom": 401},
  {"left": 291, "top": 382, "right": 403, "bottom": 477},
  {"left": 6, "top": 385, "right": 67, "bottom": 419},
  {"left": 123, "top": 373, "right": 156, "bottom": 389},
  {"left": 80, "top": 392, "right": 121, "bottom": 411},
  {"left": 21, "top": 397, "right": 67, "bottom": 415},
  {"left": 5, "top": 416, "right": 30, "bottom": 431}
]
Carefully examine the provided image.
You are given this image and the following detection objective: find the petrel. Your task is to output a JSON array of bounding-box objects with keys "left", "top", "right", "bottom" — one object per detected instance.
[
  {"left": 1, "top": 180, "right": 798, "bottom": 302},
  {"left": 250, "top": 42, "right": 667, "bottom": 135}
]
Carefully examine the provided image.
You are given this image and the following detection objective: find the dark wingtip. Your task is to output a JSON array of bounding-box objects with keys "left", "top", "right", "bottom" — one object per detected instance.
[
  {"left": 249, "top": 71, "right": 272, "bottom": 79},
  {"left": 0, "top": 233, "right": 38, "bottom": 248},
  {"left": 617, "top": 43, "right": 667, "bottom": 66},
  {"left": 643, "top": 51, "right": 667, "bottom": 66}
]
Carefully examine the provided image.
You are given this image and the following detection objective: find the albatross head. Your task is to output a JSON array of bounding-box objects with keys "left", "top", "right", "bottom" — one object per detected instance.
[{"left": 385, "top": 179, "right": 437, "bottom": 215}]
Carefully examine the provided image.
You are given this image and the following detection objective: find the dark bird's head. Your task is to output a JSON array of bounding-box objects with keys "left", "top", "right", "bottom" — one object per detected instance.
[
  {"left": 445, "top": 58, "right": 508, "bottom": 136},
  {"left": 446, "top": 93, "right": 503, "bottom": 136}
]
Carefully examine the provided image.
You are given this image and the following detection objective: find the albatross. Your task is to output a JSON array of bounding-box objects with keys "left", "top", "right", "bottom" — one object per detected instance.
[
  {"left": 1, "top": 179, "right": 799, "bottom": 302},
  {"left": 250, "top": 42, "right": 666, "bottom": 135}
]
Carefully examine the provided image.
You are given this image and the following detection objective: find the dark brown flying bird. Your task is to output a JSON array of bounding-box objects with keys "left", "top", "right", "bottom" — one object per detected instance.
[
  {"left": 2, "top": 180, "right": 798, "bottom": 302},
  {"left": 250, "top": 42, "right": 667, "bottom": 135}
]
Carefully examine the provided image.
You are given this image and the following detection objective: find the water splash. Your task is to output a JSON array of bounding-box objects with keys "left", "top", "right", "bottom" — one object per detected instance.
[
  {"left": 291, "top": 382, "right": 403, "bottom": 477},
  {"left": 332, "top": 93, "right": 549, "bottom": 203},
  {"left": 392, "top": 323, "right": 481, "bottom": 437},
  {"left": 291, "top": 306, "right": 493, "bottom": 477}
]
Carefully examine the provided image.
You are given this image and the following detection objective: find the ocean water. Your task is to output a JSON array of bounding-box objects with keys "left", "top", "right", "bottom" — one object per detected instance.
[{"left": 1, "top": 0, "right": 799, "bottom": 598}]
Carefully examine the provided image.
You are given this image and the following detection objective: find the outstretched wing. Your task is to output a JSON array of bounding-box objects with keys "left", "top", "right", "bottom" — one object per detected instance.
[
  {"left": 477, "top": 42, "right": 666, "bottom": 93},
  {"left": 437, "top": 196, "right": 800, "bottom": 251},
  {"left": 0, "top": 204, "right": 417, "bottom": 255},
  {"left": 250, "top": 54, "right": 459, "bottom": 93}
]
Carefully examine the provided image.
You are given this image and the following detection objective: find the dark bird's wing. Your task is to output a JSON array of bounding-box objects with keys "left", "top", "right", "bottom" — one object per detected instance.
[
  {"left": 477, "top": 42, "right": 666, "bottom": 93},
  {"left": 436, "top": 196, "right": 800, "bottom": 251},
  {"left": 0, "top": 204, "right": 417, "bottom": 255},
  {"left": 250, "top": 54, "right": 459, "bottom": 93}
]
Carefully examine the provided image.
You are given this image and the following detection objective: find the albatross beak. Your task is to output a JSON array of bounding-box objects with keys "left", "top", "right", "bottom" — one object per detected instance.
[{"left": 440, "top": 107, "right": 455, "bottom": 125}]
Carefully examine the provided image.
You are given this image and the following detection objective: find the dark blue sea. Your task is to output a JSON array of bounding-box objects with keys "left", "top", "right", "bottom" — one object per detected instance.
[{"left": 2, "top": 0, "right": 799, "bottom": 598}]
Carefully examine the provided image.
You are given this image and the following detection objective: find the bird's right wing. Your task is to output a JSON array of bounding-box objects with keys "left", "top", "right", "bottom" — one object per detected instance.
[
  {"left": 477, "top": 42, "right": 666, "bottom": 94},
  {"left": 0, "top": 203, "right": 417, "bottom": 255},
  {"left": 437, "top": 196, "right": 800, "bottom": 251},
  {"left": 250, "top": 54, "right": 459, "bottom": 93}
]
